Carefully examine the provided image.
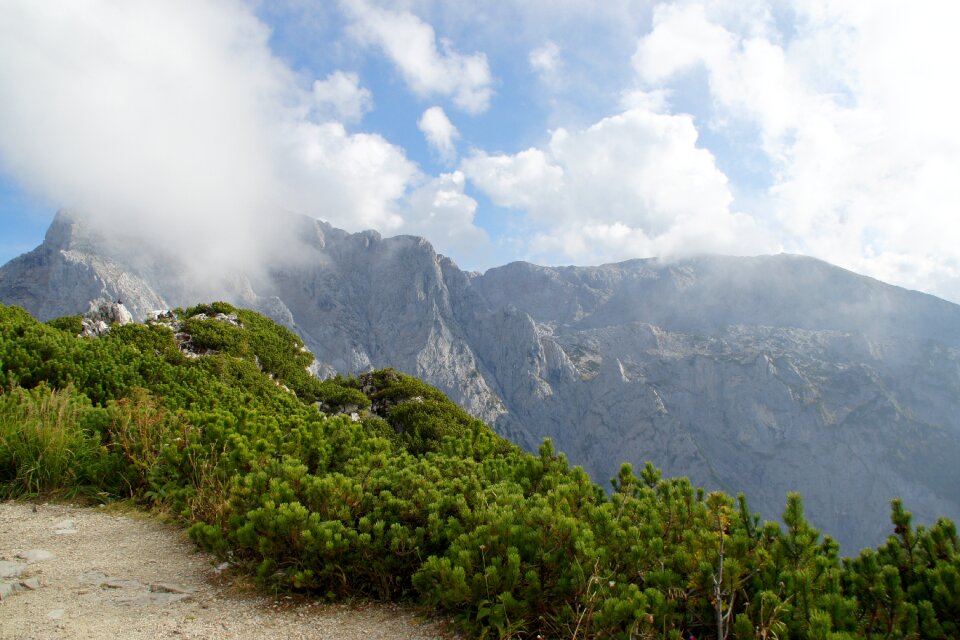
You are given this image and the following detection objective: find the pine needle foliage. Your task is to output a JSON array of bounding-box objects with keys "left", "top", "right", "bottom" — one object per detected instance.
[{"left": 1, "top": 302, "right": 956, "bottom": 639}]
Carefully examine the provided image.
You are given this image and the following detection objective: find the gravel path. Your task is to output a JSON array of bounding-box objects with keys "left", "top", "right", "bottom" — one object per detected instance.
[{"left": 0, "top": 502, "right": 461, "bottom": 640}]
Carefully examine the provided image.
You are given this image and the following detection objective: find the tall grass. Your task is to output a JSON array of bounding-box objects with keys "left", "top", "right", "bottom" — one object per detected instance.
[
  {"left": 0, "top": 383, "right": 227, "bottom": 515},
  {"left": 0, "top": 384, "right": 103, "bottom": 498}
]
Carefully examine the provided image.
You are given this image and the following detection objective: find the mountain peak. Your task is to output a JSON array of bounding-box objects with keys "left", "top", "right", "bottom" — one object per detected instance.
[{"left": 2, "top": 211, "right": 959, "bottom": 551}]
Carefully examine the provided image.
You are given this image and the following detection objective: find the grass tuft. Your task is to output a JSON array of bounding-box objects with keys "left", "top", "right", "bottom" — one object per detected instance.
[{"left": 0, "top": 384, "right": 101, "bottom": 497}]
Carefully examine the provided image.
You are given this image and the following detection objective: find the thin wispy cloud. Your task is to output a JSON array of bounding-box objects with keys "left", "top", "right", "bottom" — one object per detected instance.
[{"left": 340, "top": 0, "right": 494, "bottom": 114}]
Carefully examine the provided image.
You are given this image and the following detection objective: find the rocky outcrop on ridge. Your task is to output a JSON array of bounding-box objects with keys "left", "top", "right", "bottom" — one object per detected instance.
[
  {"left": 2, "top": 210, "right": 959, "bottom": 551},
  {"left": 78, "top": 299, "right": 134, "bottom": 337}
]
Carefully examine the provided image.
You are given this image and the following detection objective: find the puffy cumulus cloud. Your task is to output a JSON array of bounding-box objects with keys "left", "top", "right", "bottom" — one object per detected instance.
[
  {"left": 463, "top": 107, "right": 775, "bottom": 265},
  {"left": 277, "top": 121, "right": 416, "bottom": 233},
  {"left": 462, "top": 147, "right": 564, "bottom": 212},
  {"left": 403, "top": 171, "right": 488, "bottom": 262},
  {"left": 417, "top": 106, "right": 459, "bottom": 163},
  {"left": 633, "top": 2, "right": 802, "bottom": 153},
  {"left": 0, "top": 0, "right": 482, "bottom": 280},
  {"left": 632, "top": 0, "right": 960, "bottom": 302},
  {"left": 341, "top": 0, "right": 493, "bottom": 113},
  {"left": 311, "top": 71, "right": 373, "bottom": 124}
]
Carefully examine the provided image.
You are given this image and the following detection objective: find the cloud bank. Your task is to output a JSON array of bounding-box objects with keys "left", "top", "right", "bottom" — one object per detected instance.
[
  {"left": 1, "top": 0, "right": 959, "bottom": 303},
  {"left": 0, "top": 0, "right": 486, "bottom": 276},
  {"left": 463, "top": 107, "right": 775, "bottom": 264},
  {"left": 631, "top": 0, "right": 960, "bottom": 300}
]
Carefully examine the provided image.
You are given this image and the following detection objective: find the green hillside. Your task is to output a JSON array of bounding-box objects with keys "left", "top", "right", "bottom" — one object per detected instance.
[{"left": 1, "top": 302, "right": 957, "bottom": 639}]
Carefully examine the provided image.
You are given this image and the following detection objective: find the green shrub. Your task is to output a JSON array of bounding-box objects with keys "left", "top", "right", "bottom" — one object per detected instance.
[
  {"left": 2, "top": 301, "right": 958, "bottom": 639},
  {"left": 317, "top": 378, "right": 371, "bottom": 412},
  {"left": 46, "top": 314, "right": 83, "bottom": 335}
]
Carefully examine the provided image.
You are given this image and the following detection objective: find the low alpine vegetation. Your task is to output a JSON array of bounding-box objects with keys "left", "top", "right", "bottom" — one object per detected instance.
[{"left": 1, "top": 302, "right": 957, "bottom": 639}]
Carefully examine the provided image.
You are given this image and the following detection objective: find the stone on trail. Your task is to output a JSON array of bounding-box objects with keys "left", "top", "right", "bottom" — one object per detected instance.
[
  {"left": 17, "top": 549, "right": 56, "bottom": 563},
  {"left": 0, "top": 561, "right": 26, "bottom": 579},
  {"left": 116, "top": 591, "right": 192, "bottom": 606},
  {"left": 102, "top": 578, "right": 143, "bottom": 590},
  {"left": 21, "top": 577, "right": 41, "bottom": 590},
  {"left": 150, "top": 582, "right": 193, "bottom": 594},
  {"left": 54, "top": 519, "right": 77, "bottom": 534}
]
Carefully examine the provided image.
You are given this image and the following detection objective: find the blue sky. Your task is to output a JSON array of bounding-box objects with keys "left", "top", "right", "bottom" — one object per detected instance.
[{"left": 2, "top": 1, "right": 960, "bottom": 301}]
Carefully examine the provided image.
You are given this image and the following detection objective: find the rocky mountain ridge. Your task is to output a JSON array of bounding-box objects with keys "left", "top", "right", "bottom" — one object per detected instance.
[{"left": 2, "top": 209, "right": 959, "bottom": 551}]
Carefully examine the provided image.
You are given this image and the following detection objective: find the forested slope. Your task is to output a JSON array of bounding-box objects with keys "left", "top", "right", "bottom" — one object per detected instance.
[{"left": 1, "top": 303, "right": 957, "bottom": 639}]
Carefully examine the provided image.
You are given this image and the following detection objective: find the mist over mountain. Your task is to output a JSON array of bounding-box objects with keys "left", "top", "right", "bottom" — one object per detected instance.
[{"left": 3, "top": 210, "right": 959, "bottom": 552}]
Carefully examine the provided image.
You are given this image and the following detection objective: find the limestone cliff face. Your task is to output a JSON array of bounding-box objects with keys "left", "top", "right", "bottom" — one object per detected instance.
[
  {"left": 473, "top": 258, "right": 960, "bottom": 550},
  {"left": 0, "top": 211, "right": 168, "bottom": 321},
  {"left": 3, "top": 211, "right": 959, "bottom": 551}
]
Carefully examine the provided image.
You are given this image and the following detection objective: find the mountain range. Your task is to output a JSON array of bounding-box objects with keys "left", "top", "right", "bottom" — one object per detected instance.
[{"left": 3, "top": 209, "right": 958, "bottom": 552}]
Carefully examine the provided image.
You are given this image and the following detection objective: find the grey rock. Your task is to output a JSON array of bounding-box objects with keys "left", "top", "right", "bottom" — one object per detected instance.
[
  {"left": 47, "top": 608, "right": 66, "bottom": 619},
  {"left": 0, "top": 210, "right": 167, "bottom": 322},
  {"left": 4, "top": 211, "right": 960, "bottom": 551},
  {"left": 0, "top": 582, "right": 14, "bottom": 600},
  {"left": 0, "top": 561, "right": 26, "bottom": 579},
  {"left": 54, "top": 519, "right": 76, "bottom": 531},
  {"left": 17, "top": 549, "right": 56, "bottom": 563},
  {"left": 117, "top": 591, "right": 191, "bottom": 606},
  {"left": 54, "top": 519, "right": 77, "bottom": 535},
  {"left": 77, "top": 571, "right": 108, "bottom": 586},
  {"left": 102, "top": 578, "right": 143, "bottom": 590},
  {"left": 79, "top": 299, "right": 134, "bottom": 336},
  {"left": 150, "top": 582, "right": 193, "bottom": 594},
  {"left": 20, "top": 577, "right": 41, "bottom": 590}
]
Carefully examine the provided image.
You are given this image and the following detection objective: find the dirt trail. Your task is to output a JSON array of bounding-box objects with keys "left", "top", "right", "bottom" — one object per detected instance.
[{"left": 0, "top": 501, "right": 460, "bottom": 640}]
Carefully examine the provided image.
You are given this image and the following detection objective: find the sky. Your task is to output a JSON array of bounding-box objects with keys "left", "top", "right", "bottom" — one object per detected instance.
[{"left": 1, "top": 1, "right": 960, "bottom": 301}]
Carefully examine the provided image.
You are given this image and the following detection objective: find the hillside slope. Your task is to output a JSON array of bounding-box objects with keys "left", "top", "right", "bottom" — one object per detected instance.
[
  {"left": 3, "top": 210, "right": 959, "bottom": 550},
  {"left": 3, "top": 301, "right": 958, "bottom": 639}
]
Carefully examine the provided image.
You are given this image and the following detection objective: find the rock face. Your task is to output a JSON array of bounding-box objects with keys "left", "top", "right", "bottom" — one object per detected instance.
[
  {"left": 79, "top": 299, "right": 134, "bottom": 337},
  {"left": 3, "top": 210, "right": 960, "bottom": 552},
  {"left": 0, "top": 211, "right": 168, "bottom": 322}
]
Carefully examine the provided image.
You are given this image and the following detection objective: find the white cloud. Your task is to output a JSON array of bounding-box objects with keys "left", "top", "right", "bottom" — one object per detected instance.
[
  {"left": 311, "top": 71, "right": 373, "bottom": 124},
  {"left": 417, "top": 106, "right": 459, "bottom": 163},
  {"left": 341, "top": 0, "right": 493, "bottom": 113},
  {"left": 402, "top": 171, "right": 487, "bottom": 262},
  {"left": 463, "top": 107, "right": 775, "bottom": 265},
  {"left": 462, "top": 147, "right": 563, "bottom": 212},
  {"left": 0, "top": 1, "right": 287, "bottom": 274},
  {"left": 630, "top": 0, "right": 960, "bottom": 301},
  {"left": 6, "top": 0, "right": 960, "bottom": 301},
  {"left": 0, "top": 0, "right": 485, "bottom": 279},
  {"left": 278, "top": 121, "right": 416, "bottom": 233},
  {"left": 529, "top": 41, "right": 562, "bottom": 82},
  {"left": 618, "top": 88, "right": 669, "bottom": 113}
]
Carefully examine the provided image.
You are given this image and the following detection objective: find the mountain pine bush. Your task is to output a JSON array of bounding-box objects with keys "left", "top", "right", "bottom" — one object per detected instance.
[{"left": 1, "top": 302, "right": 957, "bottom": 639}]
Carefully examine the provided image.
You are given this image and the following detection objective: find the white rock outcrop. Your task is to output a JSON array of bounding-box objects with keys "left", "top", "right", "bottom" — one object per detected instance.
[{"left": 79, "top": 299, "right": 133, "bottom": 337}]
